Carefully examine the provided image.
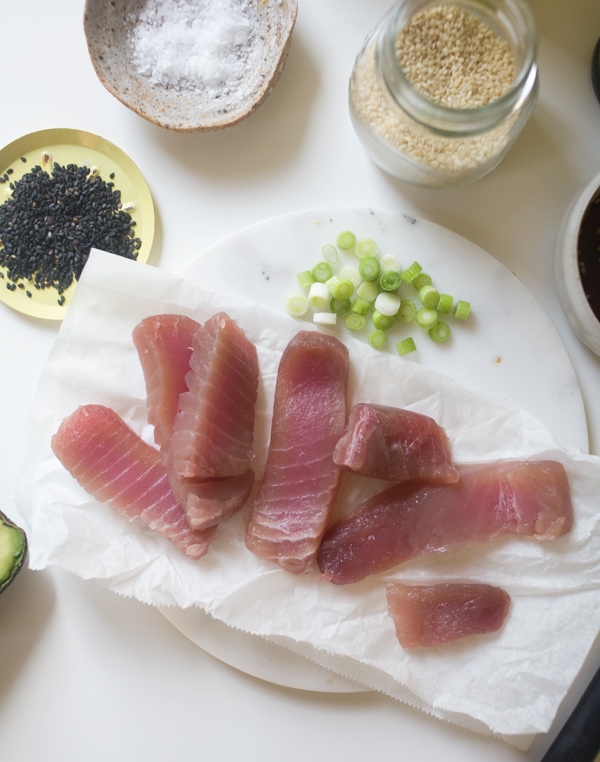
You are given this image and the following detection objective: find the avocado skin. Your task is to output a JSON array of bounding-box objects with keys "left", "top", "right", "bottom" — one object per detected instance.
[{"left": 0, "top": 509, "right": 27, "bottom": 594}]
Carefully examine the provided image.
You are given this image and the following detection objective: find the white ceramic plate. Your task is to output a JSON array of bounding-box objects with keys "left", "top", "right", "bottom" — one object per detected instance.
[{"left": 163, "top": 207, "right": 588, "bottom": 692}]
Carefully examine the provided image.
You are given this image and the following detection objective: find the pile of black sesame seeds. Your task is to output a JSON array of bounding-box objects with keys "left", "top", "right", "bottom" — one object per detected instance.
[{"left": 0, "top": 157, "right": 142, "bottom": 305}]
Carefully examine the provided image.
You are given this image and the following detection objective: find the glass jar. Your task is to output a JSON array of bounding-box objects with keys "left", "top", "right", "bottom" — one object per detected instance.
[{"left": 348, "top": 0, "right": 539, "bottom": 188}]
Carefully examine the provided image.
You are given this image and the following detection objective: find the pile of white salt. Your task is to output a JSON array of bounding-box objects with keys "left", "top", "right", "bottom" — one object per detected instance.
[{"left": 128, "top": 0, "right": 258, "bottom": 94}]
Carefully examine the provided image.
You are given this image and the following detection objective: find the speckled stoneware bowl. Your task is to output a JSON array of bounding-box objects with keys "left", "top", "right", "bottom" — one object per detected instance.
[
  {"left": 554, "top": 170, "right": 600, "bottom": 357},
  {"left": 83, "top": 0, "right": 298, "bottom": 132}
]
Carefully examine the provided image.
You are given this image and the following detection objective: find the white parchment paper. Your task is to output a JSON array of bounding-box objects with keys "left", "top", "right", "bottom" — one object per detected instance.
[{"left": 16, "top": 250, "right": 600, "bottom": 744}]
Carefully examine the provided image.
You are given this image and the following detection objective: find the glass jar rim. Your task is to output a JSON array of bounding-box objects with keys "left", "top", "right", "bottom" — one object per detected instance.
[{"left": 378, "top": 0, "right": 539, "bottom": 135}]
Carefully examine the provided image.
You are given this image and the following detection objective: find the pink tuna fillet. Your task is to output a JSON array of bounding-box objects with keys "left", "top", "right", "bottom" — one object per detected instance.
[
  {"left": 169, "top": 312, "right": 259, "bottom": 480},
  {"left": 51, "top": 404, "right": 215, "bottom": 559},
  {"left": 317, "top": 460, "right": 573, "bottom": 585},
  {"left": 246, "top": 330, "right": 349, "bottom": 574},
  {"left": 386, "top": 582, "right": 511, "bottom": 648},
  {"left": 132, "top": 313, "right": 200, "bottom": 448},
  {"left": 333, "top": 403, "right": 458, "bottom": 483},
  {"left": 168, "top": 467, "right": 255, "bottom": 530}
]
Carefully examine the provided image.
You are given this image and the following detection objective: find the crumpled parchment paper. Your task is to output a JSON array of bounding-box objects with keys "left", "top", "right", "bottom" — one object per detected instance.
[{"left": 16, "top": 250, "right": 600, "bottom": 745}]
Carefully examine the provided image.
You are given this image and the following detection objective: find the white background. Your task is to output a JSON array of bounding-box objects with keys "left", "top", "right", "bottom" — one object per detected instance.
[{"left": 1, "top": 0, "right": 600, "bottom": 760}]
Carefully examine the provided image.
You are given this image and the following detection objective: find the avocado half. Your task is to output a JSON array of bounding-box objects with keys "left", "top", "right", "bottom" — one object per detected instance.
[{"left": 0, "top": 509, "right": 27, "bottom": 594}]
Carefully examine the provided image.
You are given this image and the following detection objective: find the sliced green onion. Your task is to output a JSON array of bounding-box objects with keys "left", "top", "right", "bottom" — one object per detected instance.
[
  {"left": 372, "top": 310, "right": 395, "bottom": 330},
  {"left": 330, "top": 297, "right": 352, "bottom": 316},
  {"left": 355, "top": 237, "right": 378, "bottom": 259},
  {"left": 346, "top": 312, "right": 367, "bottom": 331},
  {"left": 412, "top": 272, "right": 432, "bottom": 291},
  {"left": 313, "top": 312, "right": 337, "bottom": 326},
  {"left": 322, "top": 244, "right": 338, "bottom": 264},
  {"left": 368, "top": 329, "right": 387, "bottom": 350},
  {"left": 338, "top": 265, "right": 362, "bottom": 287},
  {"left": 436, "top": 293, "right": 454, "bottom": 314},
  {"left": 396, "top": 337, "right": 417, "bottom": 356},
  {"left": 312, "top": 261, "right": 333, "bottom": 283},
  {"left": 454, "top": 299, "right": 471, "bottom": 320},
  {"left": 379, "top": 270, "right": 402, "bottom": 292},
  {"left": 401, "top": 261, "right": 423, "bottom": 284},
  {"left": 308, "top": 281, "right": 330, "bottom": 309},
  {"left": 358, "top": 256, "right": 381, "bottom": 282},
  {"left": 296, "top": 270, "right": 314, "bottom": 289},
  {"left": 397, "top": 299, "right": 417, "bottom": 323},
  {"left": 336, "top": 230, "right": 356, "bottom": 251},
  {"left": 380, "top": 253, "right": 400, "bottom": 272},
  {"left": 326, "top": 276, "right": 354, "bottom": 300},
  {"left": 428, "top": 320, "right": 451, "bottom": 343},
  {"left": 356, "top": 280, "right": 379, "bottom": 303},
  {"left": 418, "top": 284, "right": 440, "bottom": 309},
  {"left": 374, "top": 291, "right": 401, "bottom": 316},
  {"left": 416, "top": 307, "right": 438, "bottom": 330},
  {"left": 285, "top": 292, "right": 309, "bottom": 317},
  {"left": 351, "top": 297, "right": 371, "bottom": 316}
]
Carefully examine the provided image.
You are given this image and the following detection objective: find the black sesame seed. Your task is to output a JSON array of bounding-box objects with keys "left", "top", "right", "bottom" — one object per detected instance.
[{"left": 0, "top": 161, "right": 141, "bottom": 293}]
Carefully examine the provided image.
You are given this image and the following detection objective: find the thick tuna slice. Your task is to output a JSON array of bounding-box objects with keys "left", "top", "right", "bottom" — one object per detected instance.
[
  {"left": 333, "top": 403, "right": 458, "bottom": 483},
  {"left": 317, "top": 460, "right": 573, "bottom": 585},
  {"left": 132, "top": 313, "right": 200, "bottom": 448},
  {"left": 168, "top": 467, "right": 255, "bottom": 530},
  {"left": 169, "top": 312, "right": 259, "bottom": 480},
  {"left": 386, "top": 582, "right": 511, "bottom": 648},
  {"left": 51, "top": 404, "right": 215, "bottom": 559},
  {"left": 246, "top": 330, "right": 349, "bottom": 574}
]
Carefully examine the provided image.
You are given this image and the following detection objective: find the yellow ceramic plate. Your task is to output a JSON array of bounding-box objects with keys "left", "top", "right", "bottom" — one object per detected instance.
[{"left": 0, "top": 128, "right": 154, "bottom": 320}]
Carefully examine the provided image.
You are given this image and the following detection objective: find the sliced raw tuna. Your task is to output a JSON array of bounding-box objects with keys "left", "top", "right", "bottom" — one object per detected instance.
[
  {"left": 169, "top": 312, "right": 259, "bottom": 480},
  {"left": 386, "top": 582, "right": 511, "bottom": 648},
  {"left": 317, "top": 460, "right": 573, "bottom": 584},
  {"left": 333, "top": 403, "right": 458, "bottom": 483},
  {"left": 246, "top": 330, "right": 349, "bottom": 574},
  {"left": 51, "top": 404, "right": 215, "bottom": 559},
  {"left": 132, "top": 313, "right": 200, "bottom": 448},
  {"left": 168, "top": 467, "right": 255, "bottom": 530}
]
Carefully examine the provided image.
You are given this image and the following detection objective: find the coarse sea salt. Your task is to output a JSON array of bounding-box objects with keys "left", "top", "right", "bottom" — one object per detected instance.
[{"left": 128, "top": 0, "right": 259, "bottom": 94}]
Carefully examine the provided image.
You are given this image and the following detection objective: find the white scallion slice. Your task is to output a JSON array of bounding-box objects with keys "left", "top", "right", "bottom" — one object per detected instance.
[
  {"left": 308, "top": 281, "right": 330, "bottom": 309},
  {"left": 380, "top": 253, "right": 400, "bottom": 272},
  {"left": 285, "top": 292, "right": 309, "bottom": 317},
  {"left": 313, "top": 312, "right": 337, "bottom": 326},
  {"left": 374, "top": 291, "right": 401, "bottom": 317}
]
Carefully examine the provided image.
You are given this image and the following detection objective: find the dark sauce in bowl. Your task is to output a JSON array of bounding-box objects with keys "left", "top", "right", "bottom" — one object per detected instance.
[{"left": 577, "top": 191, "right": 600, "bottom": 323}]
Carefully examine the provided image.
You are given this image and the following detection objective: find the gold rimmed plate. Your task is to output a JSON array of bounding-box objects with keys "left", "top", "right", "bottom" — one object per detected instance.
[{"left": 0, "top": 128, "right": 155, "bottom": 320}]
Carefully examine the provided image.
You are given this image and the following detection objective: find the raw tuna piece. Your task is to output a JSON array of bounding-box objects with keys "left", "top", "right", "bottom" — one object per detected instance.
[
  {"left": 169, "top": 312, "right": 259, "bottom": 480},
  {"left": 386, "top": 582, "right": 511, "bottom": 648},
  {"left": 246, "top": 330, "right": 349, "bottom": 574},
  {"left": 168, "top": 467, "right": 255, "bottom": 530},
  {"left": 132, "top": 313, "right": 200, "bottom": 448},
  {"left": 333, "top": 403, "right": 458, "bottom": 483},
  {"left": 317, "top": 460, "right": 573, "bottom": 585},
  {"left": 51, "top": 404, "right": 215, "bottom": 559}
]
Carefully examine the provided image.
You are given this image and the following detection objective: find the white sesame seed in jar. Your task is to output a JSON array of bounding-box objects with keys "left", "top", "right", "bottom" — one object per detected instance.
[{"left": 348, "top": 0, "right": 539, "bottom": 188}]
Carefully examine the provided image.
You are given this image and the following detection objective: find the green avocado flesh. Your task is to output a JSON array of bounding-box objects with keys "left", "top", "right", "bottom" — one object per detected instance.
[{"left": 0, "top": 510, "right": 27, "bottom": 593}]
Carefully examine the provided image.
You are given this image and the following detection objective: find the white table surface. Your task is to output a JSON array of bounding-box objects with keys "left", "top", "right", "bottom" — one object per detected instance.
[{"left": 1, "top": 1, "right": 600, "bottom": 760}]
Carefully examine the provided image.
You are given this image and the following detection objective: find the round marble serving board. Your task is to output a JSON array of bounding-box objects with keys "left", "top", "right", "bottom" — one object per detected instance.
[{"left": 163, "top": 207, "right": 588, "bottom": 693}]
